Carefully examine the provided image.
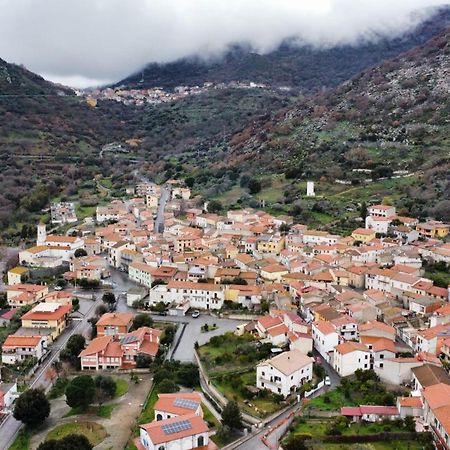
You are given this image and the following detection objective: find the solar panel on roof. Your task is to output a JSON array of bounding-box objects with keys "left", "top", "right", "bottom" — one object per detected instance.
[
  {"left": 173, "top": 398, "right": 199, "bottom": 410},
  {"left": 161, "top": 420, "right": 192, "bottom": 435},
  {"left": 120, "top": 335, "right": 138, "bottom": 345}
]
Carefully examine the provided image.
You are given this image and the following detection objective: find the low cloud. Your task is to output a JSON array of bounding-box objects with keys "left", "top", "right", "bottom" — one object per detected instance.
[{"left": 0, "top": 0, "right": 448, "bottom": 87}]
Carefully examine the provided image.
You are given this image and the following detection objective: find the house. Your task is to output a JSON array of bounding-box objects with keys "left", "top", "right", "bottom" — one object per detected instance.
[
  {"left": 260, "top": 264, "right": 289, "bottom": 283},
  {"left": 256, "top": 349, "right": 314, "bottom": 397},
  {"left": 421, "top": 383, "right": 450, "bottom": 449},
  {"left": 6, "top": 284, "right": 49, "bottom": 307},
  {"left": 148, "top": 281, "right": 224, "bottom": 310},
  {"left": 257, "top": 235, "right": 285, "bottom": 254},
  {"left": 20, "top": 302, "right": 72, "bottom": 342},
  {"left": 411, "top": 364, "right": 450, "bottom": 392},
  {"left": 154, "top": 393, "right": 203, "bottom": 421},
  {"left": 352, "top": 228, "right": 376, "bottom": 243},
  {"left": 375, "top": 357, "right": 424, "bottom": 386},
  {"left": 333, "top": 342, "right": 372, "bottom": 377},
  {"left": 415, "top": 324, "right": 450, "bottom": 355},
  {"left": 367, "top": 204, "right": 396, "bottom": 219},
  {"left": 80, "top": 327, "right": 161, "bottom": 370},
  {"left": 2, "top": 335, "right": 47, "bottom": 365},
  {"left": 397, "top": 396, "right": 423, "bottom": 418},
  {"left": 137, "top": 414, "right": 214, "bottom": 450},
  {"left": 7, "top": 267, "right": 29, "bottom": 285},
  {"left": 341, "top": 406, "right": 400, "bottom": 423},
  {"left": 359, "top": 321, "right": 396, "bottom": 341},
  {"left": 416, "top": 221, "right": 449, "bottom": 239},
  {"left": 312, "top": 320, "right": 340, "bottom": 363},
  {"left": 96, "top": 313, "right": 133, "bottom": 338}
]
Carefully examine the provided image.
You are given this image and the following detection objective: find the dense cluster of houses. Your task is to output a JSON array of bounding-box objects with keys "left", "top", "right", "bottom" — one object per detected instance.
[{"left": 1, "top": 179, "right": 450, "bottom": 446}]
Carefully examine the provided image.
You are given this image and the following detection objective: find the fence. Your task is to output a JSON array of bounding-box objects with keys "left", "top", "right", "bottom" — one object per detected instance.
[{"left": 304, "top": 380, "right": 325, "bottom": 398}]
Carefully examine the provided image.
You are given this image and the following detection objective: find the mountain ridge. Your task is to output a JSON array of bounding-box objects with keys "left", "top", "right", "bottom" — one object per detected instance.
[{"left": 116, "top": 6, "right": 450, "bottom": 91}]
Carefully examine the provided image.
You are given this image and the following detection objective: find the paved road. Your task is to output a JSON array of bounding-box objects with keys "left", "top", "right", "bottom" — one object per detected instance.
[
  {"left": 154, "top": 187, "right": 170, "bottom": 233},
  {"left": 0, "top": 295, "right": 103, "bottom": 449}
]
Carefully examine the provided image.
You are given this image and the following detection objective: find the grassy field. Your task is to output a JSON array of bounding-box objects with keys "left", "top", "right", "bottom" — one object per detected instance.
[
  {"left": 115, "top": 378, "right": 129, "bottom": 397},
  {"left": 312, "top": 442, "right": 427, "bottom": 450},
  {"left": 201, "top": 404, "right": 220, "bottom": 429},
  {"left": 46, "top": 421, "right": 107, "bottom": 445},
  {"left": 8, "top": 429, "right": 31, "bottom": 450},
  {"left": 138, "top": 385, "right": 158, "bottom": 424},
  {"left": 213, "top": 370, "right": 282, "bottom": 418},
  {"left": 303, "top": 388, "right": 358, "bottom": 412}
]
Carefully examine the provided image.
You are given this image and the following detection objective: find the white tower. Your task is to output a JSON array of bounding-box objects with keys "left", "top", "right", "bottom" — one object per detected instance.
[
  {"left": 306, "top": 181, "right": 315, "bottom": 197},
  {"left": 37, "top": 223, "right": 46, "bottom": 246}
]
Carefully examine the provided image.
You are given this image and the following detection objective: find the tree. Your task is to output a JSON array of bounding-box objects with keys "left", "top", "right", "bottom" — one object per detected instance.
[
  {"left": 160, "top": 324, "right": 177, "bottom": 345},
  {"left": 221, "top": 400, "right": 242, "bottom": 430},
  {"left": 60, "top": 334, "right": 85, "bottom": 369},
  {"left": 207, "top": 200, "right": 223, "bottom": 213},
  {"left": 185, "top": 176, "right": 195, "bottom": 188},
  {"left": 279, "top": 223, "right": 291, "bottom": 235},
  {"left": 247, "top": 178, "right": 261, "bottom": 195},
  {"left": 157, "top": 379, "right": 180, "bottom": 393},
  {"left": 136, "top": 353, "right": 152, "bottom": 368},
  {"left": 13, "top": 389, "right": 50, "bottom": 427},
  {"left": 283, "top": 434, "right": 309, "bottom": 450},
  {"left": 66, "top": 375, "right": 95, "bottom": 410},
  {"left": 102, "top": 292, "right": 116, "bottom": 307},
  {"left": 37, "top": 434, "right": 93, "bottom": 450},
  {"left": 74, "top": 248, "right": 88, "bottom": 258},
  {"left": 94, "top": 375, "right": 116, "bottom": 405},
  {"left": 132, "top": 313, "right": 154, "bottom": 330},
  {"left": 360, "top": 202, "right": 367, "bottom": 219}
]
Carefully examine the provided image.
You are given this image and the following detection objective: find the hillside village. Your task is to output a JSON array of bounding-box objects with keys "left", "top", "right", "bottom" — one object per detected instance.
[{"left": 0, "top": 178, "right": 450, "bottom": 450}]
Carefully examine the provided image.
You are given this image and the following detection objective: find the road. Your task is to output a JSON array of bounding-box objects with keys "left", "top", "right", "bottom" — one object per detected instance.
[
  {"left": 154, "top": 187, "right": 170, "bottom": 233},
  {"left": 0, "top": 295, "right": 103, "bottom": 450}
]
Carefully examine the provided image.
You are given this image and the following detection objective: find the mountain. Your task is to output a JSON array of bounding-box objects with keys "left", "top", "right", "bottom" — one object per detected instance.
[
  {"left": 117, "top": 6, "right": 450, "bottom": 91},
  {"left": 220, "top": 24, "right": 450, "bottom": 222},
  {"left": 0, "top": 59, "right": 138, "bottom": 240}
]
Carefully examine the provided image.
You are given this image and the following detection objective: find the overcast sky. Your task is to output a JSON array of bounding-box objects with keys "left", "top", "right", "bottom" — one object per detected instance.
[{"left": 0, "top": 0, "right": 448, "bottom": 88}]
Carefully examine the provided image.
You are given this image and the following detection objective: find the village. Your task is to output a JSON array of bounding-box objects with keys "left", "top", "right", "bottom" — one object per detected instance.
[
  {"left": 84, "top": 80, "right": 271, "bottom": 107},
  {"left": 0, "top": 177, "right": 449, "bottom": 450}
]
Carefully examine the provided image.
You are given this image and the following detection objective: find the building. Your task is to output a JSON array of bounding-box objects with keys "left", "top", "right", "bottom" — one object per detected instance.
[
  {"left": 333, "top": 342, "right": 372, "bottom": 377},
  {"left": 137, "top": 414, "right": 213, "bottom": 450},
  {"left": 256, "top": 349, "right": 314, "bottom": 397},
  {"left": 154, "top": 393, "right": 203, "bottom": 421},
  {"left": 0, "top": 383, "right": 18, "bottom": 411},
  {"left": 96, "top": 313, "right": 133, "bottom": 338},
  {"left": 7, "top": 267, "right": 29, "bottom": 285},
  {"left": 6, "top": 284, "right": 49, "bottom": 307},
  {"left": 148, "top": 281, "right": 224, "bottom": 310},
  {"left": 80, "top": 326, "right": 161, "bottom": 370},
  {"left": 2, "top": 335, "right": 47, "bottom": 365},
  {"left": 20, "top": 302, "right": 72, "bottom": 342},
  {"left": 312, "top": 320, "right": 340, "bottom": 363},
  {"left": 351, "top": 228, "right": 376, "bottom": 243},
  {"left": 416, "top": 221, "right": 449, "bottom": 239}
]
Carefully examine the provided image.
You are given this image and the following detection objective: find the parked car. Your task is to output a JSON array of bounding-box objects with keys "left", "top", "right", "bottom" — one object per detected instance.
[
  {"left": 54, "top": 286, "right": 63, "bottom": 291},
  {"left": 324, "top": 376, "right": 331, "bottom": 386},
  {"left": 191, "top": 310, "right": 200, "bottom": 318}
]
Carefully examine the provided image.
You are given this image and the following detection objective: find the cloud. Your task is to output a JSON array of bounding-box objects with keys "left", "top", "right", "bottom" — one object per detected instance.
[{"left": 0, "top": 0, "right": 448, "bottom": 88}]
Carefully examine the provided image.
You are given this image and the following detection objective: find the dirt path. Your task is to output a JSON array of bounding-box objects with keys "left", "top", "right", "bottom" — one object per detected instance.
[{"left": 30, "top": 373, "right": 153, "bottom": 450}]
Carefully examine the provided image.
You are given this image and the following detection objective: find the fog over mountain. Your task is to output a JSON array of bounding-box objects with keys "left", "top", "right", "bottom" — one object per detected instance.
[{"left": 0, "top": 0, "right": 449, "bottom": 87}]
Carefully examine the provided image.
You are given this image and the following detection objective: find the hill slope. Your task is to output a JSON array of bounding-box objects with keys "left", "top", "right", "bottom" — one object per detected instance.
[
  {"left": 223, "top": 25, "right": 450, "bottom": 220},
  {"left": 117, "top": 6, "right": 450, "bottom": 91}
]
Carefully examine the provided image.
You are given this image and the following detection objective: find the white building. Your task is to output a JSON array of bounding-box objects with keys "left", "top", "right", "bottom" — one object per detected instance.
[
  {"left": 257, "top": 350, "right": 314, "bottom": 397},
  {"left": 311, "top": 320, "right": 340, "bottom": 363},
  {"left": 2, "top": 335, "right": 47, "bottom": 365},
  {"left": 333, "top": 342, "right": 371, "bottom": 377},
  {"left": 154, "top": 393, "right": 203, "bottom": 422},
  {"left": 138, "top": 414, "right": 210, "bottom": 450},
  {"left": 148, "top": 281, "right": 224, "bottom": 310}
]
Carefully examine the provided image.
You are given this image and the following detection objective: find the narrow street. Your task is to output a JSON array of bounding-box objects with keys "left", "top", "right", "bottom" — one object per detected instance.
[{"left": 154, "top": 186, "right": 170, "bottom": 233}]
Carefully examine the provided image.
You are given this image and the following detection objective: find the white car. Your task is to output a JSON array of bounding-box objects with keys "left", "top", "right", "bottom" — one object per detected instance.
[
  {"left": 324, "top": 376, "right": 331, "bottom": 386},
  {"left": 54, "top": 286, "right": 63, "bottom": 291},
  {"left": 191, "top": 310, "right": 200, "bottom": 318}
]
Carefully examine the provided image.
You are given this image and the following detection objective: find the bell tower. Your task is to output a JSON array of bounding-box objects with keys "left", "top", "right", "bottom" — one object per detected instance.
[{"left": 37, "top": 223, "right": 46, "bottom": 246}]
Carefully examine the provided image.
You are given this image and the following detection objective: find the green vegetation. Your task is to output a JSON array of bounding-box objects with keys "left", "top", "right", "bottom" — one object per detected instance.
[
  {"left": 97, "top": 403, "right": 116, "bottom": 418},
  {"left": 46, "top": 421, "right": 107, "bottom": 446},
  {"left": 115, "top": 378, "right": 129, "bottom": 397},
  {"left": 9, "top": 429, "right": 31, "bottom": 450},
  {"left": 198, "top": 332, "right": 272, "bottom": 374},
  {"left": 48, "top": 377, "right": 69, "bottom": 399},
  {"left": 304, "top": 370, "right": 402, "bottom": 414}
]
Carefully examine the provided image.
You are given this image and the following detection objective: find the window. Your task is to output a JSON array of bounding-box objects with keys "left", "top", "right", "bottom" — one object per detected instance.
[
  {"left": 197, "top": 436, "right": 205, "bottom": 447},
  {"left": 156, "top": 414, "right": 162, "bottom": 421},
  {"left": 380, "top": 354, "right": 384, "bottom": 359}
]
